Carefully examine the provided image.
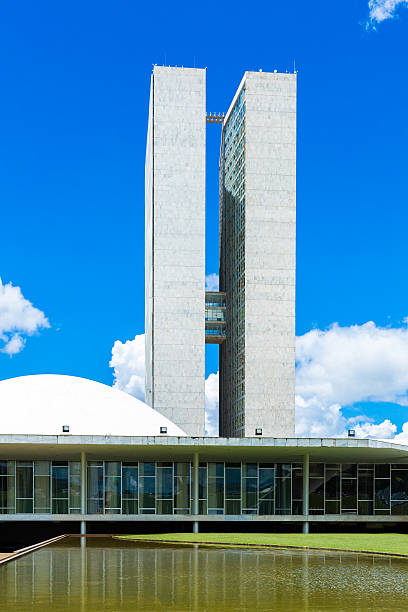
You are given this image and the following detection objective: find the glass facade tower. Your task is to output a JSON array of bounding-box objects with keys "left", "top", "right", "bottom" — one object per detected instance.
[
  {"left": 219, "top": 87, "right": 247, "bottom": 436},
  {"left": 219, "top": 71, "right": 297, "bottom": 437}
]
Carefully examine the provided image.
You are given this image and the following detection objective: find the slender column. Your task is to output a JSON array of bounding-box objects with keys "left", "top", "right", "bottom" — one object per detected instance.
[
  {"left": 302, "top": 453, "right": 309, "bottom": 534},
  {"left": 80, "top": 451, "right": 86, "bottom": 536},
  {"left": 193, "top": 452, "right": 199, "bottom": 533}
]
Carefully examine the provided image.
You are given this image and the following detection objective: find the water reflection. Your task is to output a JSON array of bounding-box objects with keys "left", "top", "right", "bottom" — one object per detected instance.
[{"left": 1, "top": 537, "right": 408, "bottom": 611}]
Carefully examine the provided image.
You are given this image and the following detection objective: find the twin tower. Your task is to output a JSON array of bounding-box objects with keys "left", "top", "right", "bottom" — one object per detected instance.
[{"left": 145, "top": 66, "right": 296, "bottom": 438}]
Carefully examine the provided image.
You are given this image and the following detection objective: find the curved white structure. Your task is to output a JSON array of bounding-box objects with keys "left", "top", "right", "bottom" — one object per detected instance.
[{"left": 0, "top": 374, "right": 186, "bottom": 436}]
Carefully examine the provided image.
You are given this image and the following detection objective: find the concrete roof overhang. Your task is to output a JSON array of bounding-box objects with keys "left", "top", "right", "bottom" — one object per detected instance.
[{"left": 1, "top": 435, "right": 408, "bottom": 463}]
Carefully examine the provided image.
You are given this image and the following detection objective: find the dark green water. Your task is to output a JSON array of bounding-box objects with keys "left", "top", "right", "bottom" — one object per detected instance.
[{"left": 1, "top": 537, "right": 408, "bottom": 611}]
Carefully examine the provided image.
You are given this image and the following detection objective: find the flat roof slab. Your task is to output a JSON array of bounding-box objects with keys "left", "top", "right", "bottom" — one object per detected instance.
[{"left": 0, "top": 435, "right": 407, "bottom": 463}]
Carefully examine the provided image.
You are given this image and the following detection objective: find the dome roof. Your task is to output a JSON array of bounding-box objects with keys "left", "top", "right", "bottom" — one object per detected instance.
[{"left": 0, "top": 374, "right": 186, "bottom": 437}]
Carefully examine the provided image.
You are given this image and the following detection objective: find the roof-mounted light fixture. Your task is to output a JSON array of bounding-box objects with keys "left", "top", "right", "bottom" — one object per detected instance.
[
  {"left": 255, "top": 428, "right": 263, "bottom": 436},
  {"left": 348, "top": 429, "right": 356, "bottom": 438},
  {"left": 160, "top": 426, "right": 167, "bottom": 434},
  {"left": 62, "top": 425, "right": 70, "bottom": 433}
]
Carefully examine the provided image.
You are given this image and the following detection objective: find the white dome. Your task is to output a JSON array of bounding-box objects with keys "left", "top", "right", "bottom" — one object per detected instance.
[{"left": 0, "top": 374, "right": 186, "bottom": 437}]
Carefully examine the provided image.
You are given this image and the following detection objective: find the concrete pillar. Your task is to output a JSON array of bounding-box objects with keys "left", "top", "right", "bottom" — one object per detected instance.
[
  {"left": 302, "top": 453, "right": 309, "bottom": 534},
  {"left": 193, "top": 452, "right": 199, "bottom": 533},
  {"left": 80, "top": 451, "right": 86, "bottom": 536}
]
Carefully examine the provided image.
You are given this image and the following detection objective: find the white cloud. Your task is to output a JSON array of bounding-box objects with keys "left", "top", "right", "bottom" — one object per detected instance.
[
  {"left": 296, "top": 321, "right": 408, "bottom": 439},
  {"left": 0, "top": 278, "right": 49, "bottom": 356},
  {"left": 354, "top": 419, "right": 397, "bottom": 439},
  {"left": 366, "top": 0, "right": 408, "bottom": 27},
  {"left": 205, "top": 273, "right": 219, "bottom": 291},
  {"left": 110, "top": 334, "right": 145, "bottom": 400},
  {"left": 295, "top": 395, "right": 346, "bottom": 438},
  {"left": 3, "top": 334, "right": 26, "bottom": 356},
  {"left": 297, "top": 321, "right": 408, "bottom": 407},
  {"left": 393, "top": 422, "right": 408, "bottom": 443},
  {"left": 205, "top": 371, "right": 219, "bottom": 436}
]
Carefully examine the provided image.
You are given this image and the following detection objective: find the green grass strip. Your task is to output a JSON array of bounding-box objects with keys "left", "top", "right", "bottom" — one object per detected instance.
[{"left": 116, "top": 533, "right": 408, "bottom": 557}]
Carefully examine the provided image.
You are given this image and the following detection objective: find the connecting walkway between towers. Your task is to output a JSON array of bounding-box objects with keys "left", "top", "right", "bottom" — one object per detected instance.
[
  {"left": 206, "top": 113, "right": 225, "bottom": 124},
  {"left": 205, "top": 291, "right": 226, "bottom": 344}
]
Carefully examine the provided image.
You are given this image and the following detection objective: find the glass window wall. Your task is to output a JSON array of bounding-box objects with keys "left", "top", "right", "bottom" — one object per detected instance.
[
  {"left": 2, "top": 460, "right": 408, "bottom": 516},
  {"left": 0, "top": 460, "right": 81, "bottom": 515}
]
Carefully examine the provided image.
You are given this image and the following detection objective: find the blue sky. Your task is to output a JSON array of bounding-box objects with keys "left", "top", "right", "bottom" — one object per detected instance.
[{"left": 1, "top": 0, "right": 408, "bottom": 436}]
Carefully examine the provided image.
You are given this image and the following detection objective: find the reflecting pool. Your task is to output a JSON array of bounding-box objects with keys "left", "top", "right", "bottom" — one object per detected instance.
[{"left": 1, "top": 537, "right": 408, "bottom": 611}]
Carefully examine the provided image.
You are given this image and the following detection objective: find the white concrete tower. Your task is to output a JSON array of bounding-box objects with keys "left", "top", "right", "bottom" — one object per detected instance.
[
  {"left": 219, "top": 70, "right": 296, "bottom": 437},
  {"left": 145, "top": 66, "right": 206, "bottom": 436}
]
